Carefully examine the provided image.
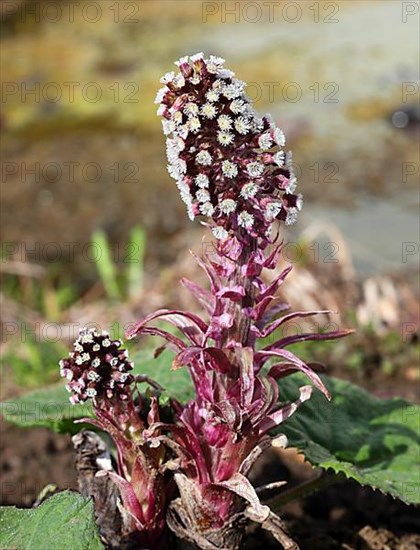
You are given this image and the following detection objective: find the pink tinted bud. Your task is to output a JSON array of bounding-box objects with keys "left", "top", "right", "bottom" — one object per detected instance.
[{"left": 59, "top": 328, "right": 133, "bottom": 404}]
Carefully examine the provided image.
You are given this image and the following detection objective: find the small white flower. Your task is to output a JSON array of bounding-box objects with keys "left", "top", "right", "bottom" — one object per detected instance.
[
  {"left": 166, "top": 138, "right": 184, "bottom": 162},
  {"left": 273, "top": 151, "right": 285, "bottom": 167},
  {"left": 238, "top": 211, "right": 254, "bottom": 229},
  {"left": 196, "top": 151, "right": 212, "bottom": 166},
  {"left": 285, "top": 175, "right": 297, "bottom": 194},
  {"left": 87, "top": 371, "right": 100, "bottom": 381},
  {"left": 230, "top": 99, "right": 247, "bottom": 114},
  {"left": 222, "top": 160, "right": 238, "bottom": 178},
  {"left": 189, "top": 75, "right": 201, "bottom": 85},
  {"left": 75, "top": 356, "right": 83, "bottom": 365},
  {"left": 207, "top": 55, "right": 225, "bottom": 73},
  {"left": 220, "top": 199, "right": 237, "bottom": 214},
  {"left": 173, "top": 111, "right": 183, "bottom": 125},
  {"left": 167, "top": 163, "right": 183, "bottom": 181},
  {"left": 265, "top": 113, "right": 275, "bottom": 128},
  {"left": 187, "top": 117, "right": 201, "bottom": 133},
  {"left": 178, "top": 183, "right": 189, "bottom": 198},
  {"left": 217, "top": 114, "right": 232, "bottom": 131},
  {"left": 273, "top": 127, "right": 286, "bottom": 146},
  {"left": 206, "top": 89, "right": 220, "bottom": 102},
  {"left": 156, "top": 104, "right": 166, "bottom": 116},
  {"left": 265, "top": 202, "right": 282, "bottom": 220},
  {"left": 201, "top": 103, "right": 217, "bottom": 119},
  {"left": 234, "top": 116, "right": 251, "bottom": 135},
  {"left": 166, "top": 147, "right": 179, "bottom": 164},
  {"left": 177, "top": 125, "right": 189, "bottom": 139},
  {"left": 218, "top": 69, "right": 235, "bottom": 79},
  {"left": 91, "top": 357, "right": 101, "bottom": 368},
  {"left": 180, "top": 192, "right": 192, "bottom": 207},
  {"left": 247, "top": 161, "right": 264, "bottom": 177},
  {"left": 102, "top": 338, "right": 111, "bottom": 348},
  {"left": 81, "top": 352, "right": 90, "bottom": 363},
  {"left": 175, "top": 158, "right": 187, "bottom": 175},
  {"left": 223, "top": 83, "right": 243, "bottom": 100},
  {"left": 175, "top": 55, "right": 189, "bottom": 66},
  {"left": 212, "top": 79, "right": 225, "bottom": 91},
  {"left": 92, "top": 344, "right": 100, "bottom": 352},
  {"left": 86, "top": 388, "right": 97, "bottom": 397},
  {"left": 212, "top": 226, "right": 229, "bottom": 240},
  {"left": 110, "top": 357, "right": 119, "bottom": 367},
  {"left": 154, "top": 86, "right": 168, "bottom": 104},
  {"left": 240, "top": 182, "right": 259, "bottom": 199},
  {"left": 296, "top": 193, "right": 303, "bottom": 211},
  {"left": 186, "top": 203, "right": 195, "bottom": 221},
  {"left": 285, "top": 207, "right": 298, "bottom": 225},
  {"left": 184, "top": 102, "right": 199, "bottom": 116},
  {"left": 196, "top": 189, "right": 210, "bottom": 203},
  {"left": 199, "top": 202, "right": 215, "bottom": 216},
  {"left": 209, "top": 55, "right": 225, "bottom": 65},
  {"left": 217, "top": 131, "right": 234, "bottom": 147},
  {"left": 190, "top": 52, "right": 204, "bottom": 62},
  {"left": 120, "top": 373, "right": 130, "bottom": 383},
  {"left": 74, "top": 342, "right": 83, "bottom": 353},
  {"left": 209, "top": 55, "right": 225, "bottom": 63},
  {"left": 79, "top": 330, "right": 94, "bottom": 344},
  {"left": 162, "top": 120, "right": 175, "bottom": 136},
  {"left": 73, "top": 383, "right": 83, "bottom": 394},
  {"left": 195, "top": 174, "right": 209, "bottom": 188},
  {"left": 252, "top": 117, "right": 264, "bottom": 132},
  {"left": 174, "top": 137, "right": 186, "bottom": 151},
  {"left": 173, "top": 74, "right": 185, "bottom": 88},
  {"left": 258, "top": 134, "right": 273, "bottom": 151},
  {"left": 160, "top": 72, "right": 175, "bottom": 84},
  {"left": 176, "top": 180, "right": 190, "bottom": 195}
]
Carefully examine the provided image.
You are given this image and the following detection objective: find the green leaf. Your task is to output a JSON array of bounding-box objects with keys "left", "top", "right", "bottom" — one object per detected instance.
[
  {"left": 0, "top": 384, "right": 93, "bottom": 433},
  {"left": 131, "top": 349, "right": 194, "bottom": 402},
  {"left": 0, "top": 491, "right": 104, "bottom": 549},
  {"left": 1, "top": 350, "right": 193, "bottom": 433},
  {"left": 278, "top": 375, "right": 420, "bottom": 505}
]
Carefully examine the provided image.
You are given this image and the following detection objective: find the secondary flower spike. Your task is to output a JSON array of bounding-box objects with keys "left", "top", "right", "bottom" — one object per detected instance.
[
  {"left": 156, "top": 53, "right": 302, "bottom": 242},
  {"left": 60, "top": 327, "right": 134, "bottom": 403}
]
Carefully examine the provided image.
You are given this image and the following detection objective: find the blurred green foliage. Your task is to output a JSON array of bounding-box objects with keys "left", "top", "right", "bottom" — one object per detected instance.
[{"left": 3, "top": 337, "right": 67, "bottom": 388}]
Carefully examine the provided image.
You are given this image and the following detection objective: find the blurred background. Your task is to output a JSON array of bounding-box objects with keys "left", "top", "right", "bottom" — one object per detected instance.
[{"left": 1, "top": 0, "right": 419, "bottom": 509}]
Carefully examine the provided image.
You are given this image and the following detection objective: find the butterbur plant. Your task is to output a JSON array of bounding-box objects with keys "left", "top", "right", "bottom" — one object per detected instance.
[
  {"left": 3, "top": 53, "right": 418, "bottom": 550},
  {"left": 61, "top": 328, "right": 170, "bottom": 548},
  {"left": 60, "top": 53, "right": 349, "bottom": 549},
  {"left": 127, "top": 53, "right": 350, "bottom": 548}
]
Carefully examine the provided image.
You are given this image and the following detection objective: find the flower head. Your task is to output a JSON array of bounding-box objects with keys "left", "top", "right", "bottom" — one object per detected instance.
[
  {"left": 156, "top": 53, "right": 302, "bottom": 243},
  {"left": 60, "top": 328, "right": 134, "bottom": 404}
]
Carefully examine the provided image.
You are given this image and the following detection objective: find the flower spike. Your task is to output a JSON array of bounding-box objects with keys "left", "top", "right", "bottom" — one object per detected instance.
[{"left": 156, "top": 53, "right": 301, "bottom": 244}]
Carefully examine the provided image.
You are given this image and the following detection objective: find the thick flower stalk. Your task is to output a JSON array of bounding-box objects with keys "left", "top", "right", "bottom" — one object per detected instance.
[
  {"left": 125, "top": 53, "right": 351, "bottom": 549},
  {"left": 60, "top": 328, "right": 171, "bottom": 549}
]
